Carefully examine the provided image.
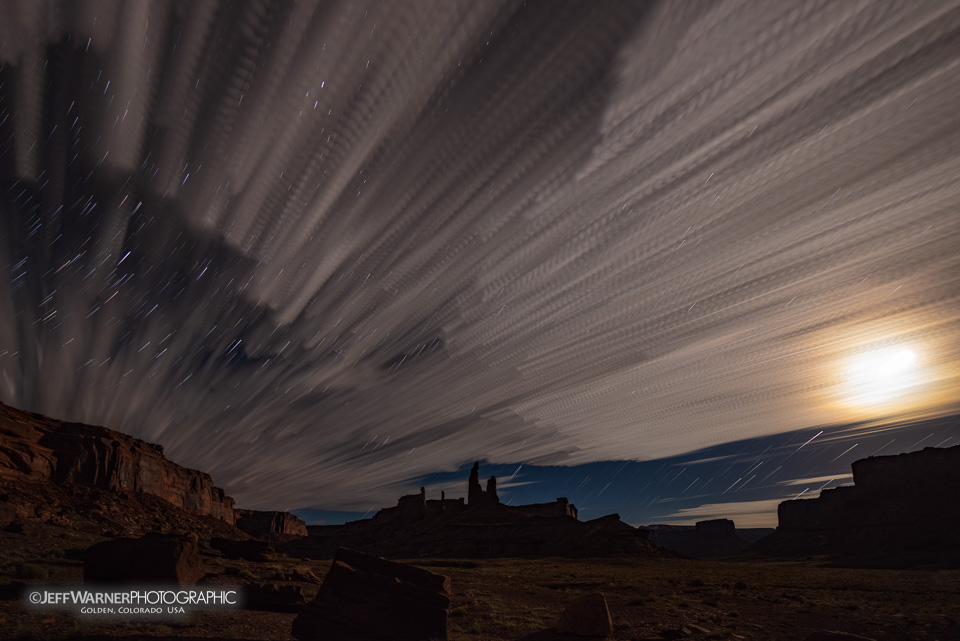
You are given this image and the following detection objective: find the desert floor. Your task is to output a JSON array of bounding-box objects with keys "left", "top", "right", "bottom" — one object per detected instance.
[{"left": 2, "top": 521, "right": 958, "bottom": 641}]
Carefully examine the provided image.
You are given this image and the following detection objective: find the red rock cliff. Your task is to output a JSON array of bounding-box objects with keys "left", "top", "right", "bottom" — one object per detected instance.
[
  {"left": 767, "top": 444, "right": 960, "bottom": 564},
  {"left": 0, "top": 401, "right": 235, "bottom": 524},
  {"left": 235, "top": 509, "right": 307, "bottom": 537}
]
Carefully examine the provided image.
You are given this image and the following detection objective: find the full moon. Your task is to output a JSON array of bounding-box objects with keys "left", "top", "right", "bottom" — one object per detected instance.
[{"left": 845, "top": 346, "right": 922, "bottom": 408}]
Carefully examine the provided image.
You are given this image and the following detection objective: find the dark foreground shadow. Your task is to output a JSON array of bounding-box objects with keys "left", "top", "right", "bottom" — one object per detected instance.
[
  {"left": 515, "top": 631, "right": 568, "bottom": 641},
  {"left": 106, "top": 637, "right": 276, "bottom": 641},
  {"left": 515, "top": 630, "right": 603, "bottom": 641},
  {"left": 515, "top": 630, "right": 663, "bottom": 641}
]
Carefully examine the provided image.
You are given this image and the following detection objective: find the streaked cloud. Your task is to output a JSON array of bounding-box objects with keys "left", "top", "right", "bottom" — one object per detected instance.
[
  {"left": 1, "top": 1, "right": 958, "bottom": 513},
  {"left": 776, "top": 474, "right": 853, "bottom": 487}
]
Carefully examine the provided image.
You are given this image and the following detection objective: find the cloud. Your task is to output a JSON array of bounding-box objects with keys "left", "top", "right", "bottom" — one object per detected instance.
[
  {"left": 776, "top": 474, "right": 853, "bottom": 488},
  {"left": 671, "top": 455, "right": 740, "bottom": 467},
  {"left": 1, "top": 2, "right": 959, "bottom": 512}
]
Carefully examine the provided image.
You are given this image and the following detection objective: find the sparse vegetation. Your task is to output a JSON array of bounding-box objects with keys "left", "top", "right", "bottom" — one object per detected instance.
[
  {"left": 14, "top": 563, "right": 48, "bottom": 579},
  {"left": 129, "top": 623, "right": 174, "bottom": 635},
  {"left": 2, "top": 523, "right": 959, "bottom": 641}
]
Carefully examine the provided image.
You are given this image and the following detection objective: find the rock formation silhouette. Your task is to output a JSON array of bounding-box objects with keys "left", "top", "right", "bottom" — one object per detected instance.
[
  {"left": 288, "top": 463, "right": 662, "bottom": 559},
  {"left": 760, "top": 444, "right": 960, "bottom": 566}
]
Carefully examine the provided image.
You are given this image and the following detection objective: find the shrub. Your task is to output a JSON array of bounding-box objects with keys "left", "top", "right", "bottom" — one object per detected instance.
[
  {"left": 450, "top": 606, "right": 468, "bottom": 617},
  {"left": 15, "top": 564, "right": 48, "bottom": 580}
]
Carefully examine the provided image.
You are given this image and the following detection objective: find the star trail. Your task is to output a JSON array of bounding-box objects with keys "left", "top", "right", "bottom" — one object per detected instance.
[{"left": 1, "top": 1, "right": 958, "bottom": 518}]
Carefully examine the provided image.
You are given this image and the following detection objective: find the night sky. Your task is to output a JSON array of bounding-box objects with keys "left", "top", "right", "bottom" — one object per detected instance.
[{"left": 1, "top": 2, "right": 958, "bottom": 528}]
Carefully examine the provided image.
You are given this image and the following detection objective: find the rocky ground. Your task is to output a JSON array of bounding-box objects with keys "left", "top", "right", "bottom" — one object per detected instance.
[{"left": 2, "top": 520, "right": 958, "bottom": 641}]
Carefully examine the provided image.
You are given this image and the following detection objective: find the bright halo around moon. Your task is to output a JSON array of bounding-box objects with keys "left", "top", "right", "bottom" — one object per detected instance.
[{"left": 845, "top": 346, "right": 922, "bottom": 408}]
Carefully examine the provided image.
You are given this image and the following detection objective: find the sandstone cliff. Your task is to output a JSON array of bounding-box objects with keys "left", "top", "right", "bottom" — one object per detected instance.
[
  {"left": 761, "top": 444, "right": 960, "bottom": 566},
  {"left": 236, "top": 509, "right": 308, "bottom": 537},
  {"left": 0, "top": 400, "right": 235, "bottom": 524}
]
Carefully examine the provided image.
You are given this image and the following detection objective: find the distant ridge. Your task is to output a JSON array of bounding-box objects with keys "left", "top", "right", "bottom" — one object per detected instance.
[
  {"left": 644, "top": 520, "right": 774, "bottom": 558},
  {"left": 287, "top": 462, "right": 670, "bottom": 559}
]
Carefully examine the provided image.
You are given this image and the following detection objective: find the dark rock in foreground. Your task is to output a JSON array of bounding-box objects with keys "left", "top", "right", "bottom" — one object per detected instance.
[
  {"left": 292, "top": 547, "right": 450, "bottom": 641},
  {"left": 557, "top": 591, "right": 613, "bottom": 637},
  {"left": 84, "top": 531, "right": 206, "bottom": 586},
  {"left": 244, "top": 582, "right": 308, "bottom": 612}
]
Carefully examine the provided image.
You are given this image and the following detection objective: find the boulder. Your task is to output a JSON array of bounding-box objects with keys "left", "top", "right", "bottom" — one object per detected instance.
[
  {"left": 557, "top": 591, "right": 613, "bottom": 637},
  {"left": 289, "top": 568, "right": 322, "bottom": 584},
  {"left": 292, "top": 547, "right": 450, "bottom": 641},
  {"left": 244, "top": 582, "right": 307, "bottom": 612},
  {"left": 4, "top": 521, "right": 25, "bottom": 534},
  {"left": 210, "top": 537, "right": 278, "bottom": 562},
  {"left": 0, "top": 494, "right": 16, "bottom": 528},
  {"left": 84, "top": 531, "right": 205, "bottom": 586},
  {"left": 802, "top": 632, "right": 876, "bottom": 641}
]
